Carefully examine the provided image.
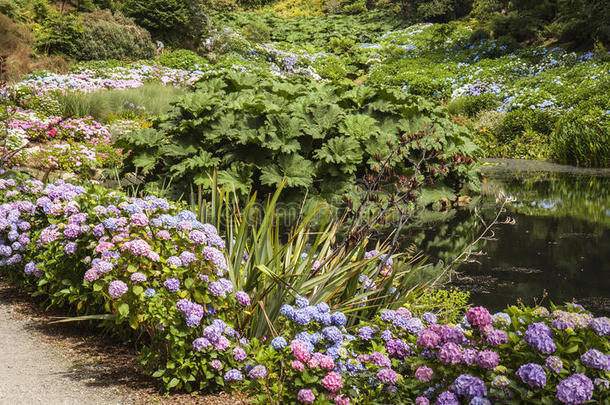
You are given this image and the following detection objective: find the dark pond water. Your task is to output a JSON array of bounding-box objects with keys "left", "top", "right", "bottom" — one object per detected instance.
[{"left": 421, "top": 159, "right": 610, "bottom": 315}]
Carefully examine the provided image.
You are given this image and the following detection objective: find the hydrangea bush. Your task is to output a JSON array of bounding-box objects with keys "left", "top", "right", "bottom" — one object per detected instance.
[
  {"left": 0, "top": 174, "right": 252, "bottom": 391},
  {"left": 237, "top": 299, "right": 610, "bottom": 404},
  {"left": 0, "top": 173, "right": 609, "bottom": 401}
]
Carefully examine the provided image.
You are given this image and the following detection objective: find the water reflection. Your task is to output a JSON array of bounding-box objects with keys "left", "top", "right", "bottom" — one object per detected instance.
[{"left": 423, "top": 159, "right": 610, "bottom": 315}]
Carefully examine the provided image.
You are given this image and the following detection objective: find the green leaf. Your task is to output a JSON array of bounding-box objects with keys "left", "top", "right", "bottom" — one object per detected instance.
[
  {"left": 118, "top": 303, "right": 130, "bottom": 317},
  {"left": 260, "top": 154, "right": 314, "bottom": 188},
  {"left": 339, "top": 114, "right": 379, "bottom": 141}
]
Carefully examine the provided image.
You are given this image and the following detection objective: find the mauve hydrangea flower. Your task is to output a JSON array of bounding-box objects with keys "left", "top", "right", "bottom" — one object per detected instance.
[
  {"left": 235, "top": 291, "right": 250, "bottom": 306},
  {"left": 64, "top": 242, "right": 77, "bottom": 255},
  {"left": 377, "top": 368, "right": 398, "bottom": 384},
  {"left": 202, "top": 246, "right": 228, "bottom": 273},
  {"left": 130, "top": 272, "right": 146, "bottom": 283},
  {"left": 524, "top": 322, "right": 556, "bottom": 354},
  {"left": 422, "top": 312, "right": 438, "bottom": 324},
  {"left": 415, "top": 397, "right": 429, "bottom": 405},
  {"left": 233, "top": 347, "right": 247, "bottom": 361},
  {"left": 123, "top": 239, "right": 152, "bottom": 257},
  {"left": 556, "top": 374, "right": 593, "bottom": 404},
  {"left": 291, "top": 360, "right": 305, "bottom": 371},
  {"left": 435, "top": 391, "right": 459, "bottom": 405},
  {"left": 63, "top": 224, "right": 81, "bottom": 239},
  {"left": 516, "top": 363, "right": 546, "bottom": 388},
  {"left": 108, "top": 280, "right": 128, "bottom": 298},
  {"left": 224, "top": 369, "right": 243, "bottom": 381},
  {"left": 476, "top": 350, "right": 500, "bottom": 370},
  {"left": 84, "top": 269, "right": 99, "bottom": 282},
  {"left": 486, "top": 329, "right": 508, "bottom": 346},
  {"left": 163, "top": 278, "right": 180, "bottom": 292},
  {"left": 188, "top": 230, "right": 207, "bottom": 244},
  {"left": 156, "top": 230, "right": 171, "bottom": 240},
  {"left": 297, "top": 389, "right": 315, "bottom": 404},
  {"left": 130, "top": 213, "right": 148, "bottom": 226},
  {"left": 438, "top": 342, "right": 463, "bottom": 364},
  {"left": 417, "top": 328, "right": 441, "bottom": 348},
  {"left": 396, "top": 307, "right": 412, "bottom": 319},
  {"left": 210, "top": 360, "right": 222, "bottom": 370},
  {"left": 589, "top": 317, "right": 610, "bottom": 336},
  {"left": 358, "top": 326, "right": 375, "bottom": 340},
  {"left": 580, "top": 349, "right": 610, "bottom": 370},
  {"left": 466, "top": 307, "right": 492, "bottom": 327},
  {"left": 179, "top": 251, "right": 197, "bottom": 265},
  {"left": 386, "top": 338, "right": 411, "bottom": 359},
  {"left": 415, "top": 366, "right": 434, "bottom": 382},
  {"left": 311, "top": 353, "right": 335, "bottom": 370},
  {"left": 545, "top": 356, "right": 563, "bottom": 373},
  {"left": 333, "top": 394, "right": 350, "bottom": 405},
  {"left": 321, "top": 372, "right": 343, "bottom": 392},
  {"left": 365, "top": 352, "right": 392, "bottom": 368},
  {"left": 470, "top": 397, "right": 489, "bottom": 405},
  {"left": 453, "top": 374, "right": 487, "bottom": 399},
  {"left": 213, "top": 336, "right": 230, "bottom": 351}
]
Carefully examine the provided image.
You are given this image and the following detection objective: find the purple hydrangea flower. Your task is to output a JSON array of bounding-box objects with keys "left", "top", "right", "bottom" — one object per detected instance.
[
  {"left": 233, "top": 347, "right": 247, "bottom": 362},
  {"left": 589, "top": 317, "right": 610, "bottom": 336},
  {"left": 436, "top": 391, "right": 459, "bottom": 405},
  {"left": 297, "top": 389, "right": 315, "bottom": 404},
  {"left": 224, "top": 369, "right": 243, "bottom": 381},
  {"left": 358, "top": 326, "right": 375, "bottom": 340},
  {"left": 524, "top": 322, "right": 556, "bottom": 354},
  {"left": 580, "top": 349, "right": 610, "bottom": 370},
  {"left": 476, "top": 350, "right": 500, "bottom": 370},
  {"left": 377, "top": 368, "right": 398, "bottom": 384},
  {"left": 438, "top": 342, "right": 463, "bottom": 364},
  {"left": 453, "top": 374, "right": 487, "bottom": 399},
  {"left": 163, "top": 278, "right": 180, "bottom": 292},
  {"left": 486, "top": 329, "right": 508, "bottom": 346},
  {"left": 235, "top": 291, "right": 251, "bottom": 306},
  {"left": 415, "top": 366, "right": 434, "bottom": 382},
  {"left": 249, "top": 365, "right": 267, "bottom": 379},
  {"left": 516, "top": 363, "right": 546, "bottom": 388},
  {"left": 556, "top": 374, "right": 593, "bottom": 404}
]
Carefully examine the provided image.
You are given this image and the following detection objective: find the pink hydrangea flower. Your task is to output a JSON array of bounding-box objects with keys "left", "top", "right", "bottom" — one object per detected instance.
[{"left": 321, "top": 372, "right": 343, "bottom": 392}]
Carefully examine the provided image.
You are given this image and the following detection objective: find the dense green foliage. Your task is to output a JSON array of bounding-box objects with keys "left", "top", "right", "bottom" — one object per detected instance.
[
  {"left": 121, "top": 0, "right": 207, "bottom": 47},
  {"left": 118, "top": 71, "right": 480, "bottom": 200},
  {"left": 75, "top": 10, "right": 155, "bottom": 61}
]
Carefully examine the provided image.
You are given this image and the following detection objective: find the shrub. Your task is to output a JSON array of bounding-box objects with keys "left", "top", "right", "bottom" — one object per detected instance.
[
  {"left": 157, "top": 49, "right": 209, "bottom": 70},
  {"left": 239, "top": 299, "right": 610, "bottom": 403},
  {"left": 75, "top": 10, "right": 156, "bottom": 61},
  {"left": 242, "top": 21, "right": 271, "bottom": 43},
  {"left": 118, "top": 71, "right": 480, "bottom": 202},
  {"left": 121, "top": 0, "right": 204, "bottom": 47},
  {"left": 35, "top": 12, "right": 82, "bottom": 57}
]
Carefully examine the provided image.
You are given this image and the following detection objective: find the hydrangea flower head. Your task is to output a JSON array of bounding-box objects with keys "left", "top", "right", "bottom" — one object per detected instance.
[
  {"left": 108, "top": 280, "right": 127, "bottom": 298},
  {"left": 556, "top": 373, "right": 593, "bottom": 404}
]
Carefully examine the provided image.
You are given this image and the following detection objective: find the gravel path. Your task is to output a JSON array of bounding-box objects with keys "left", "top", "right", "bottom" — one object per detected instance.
[{"left": 0, "top": 303, "right": 128, "bottom": 405}]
